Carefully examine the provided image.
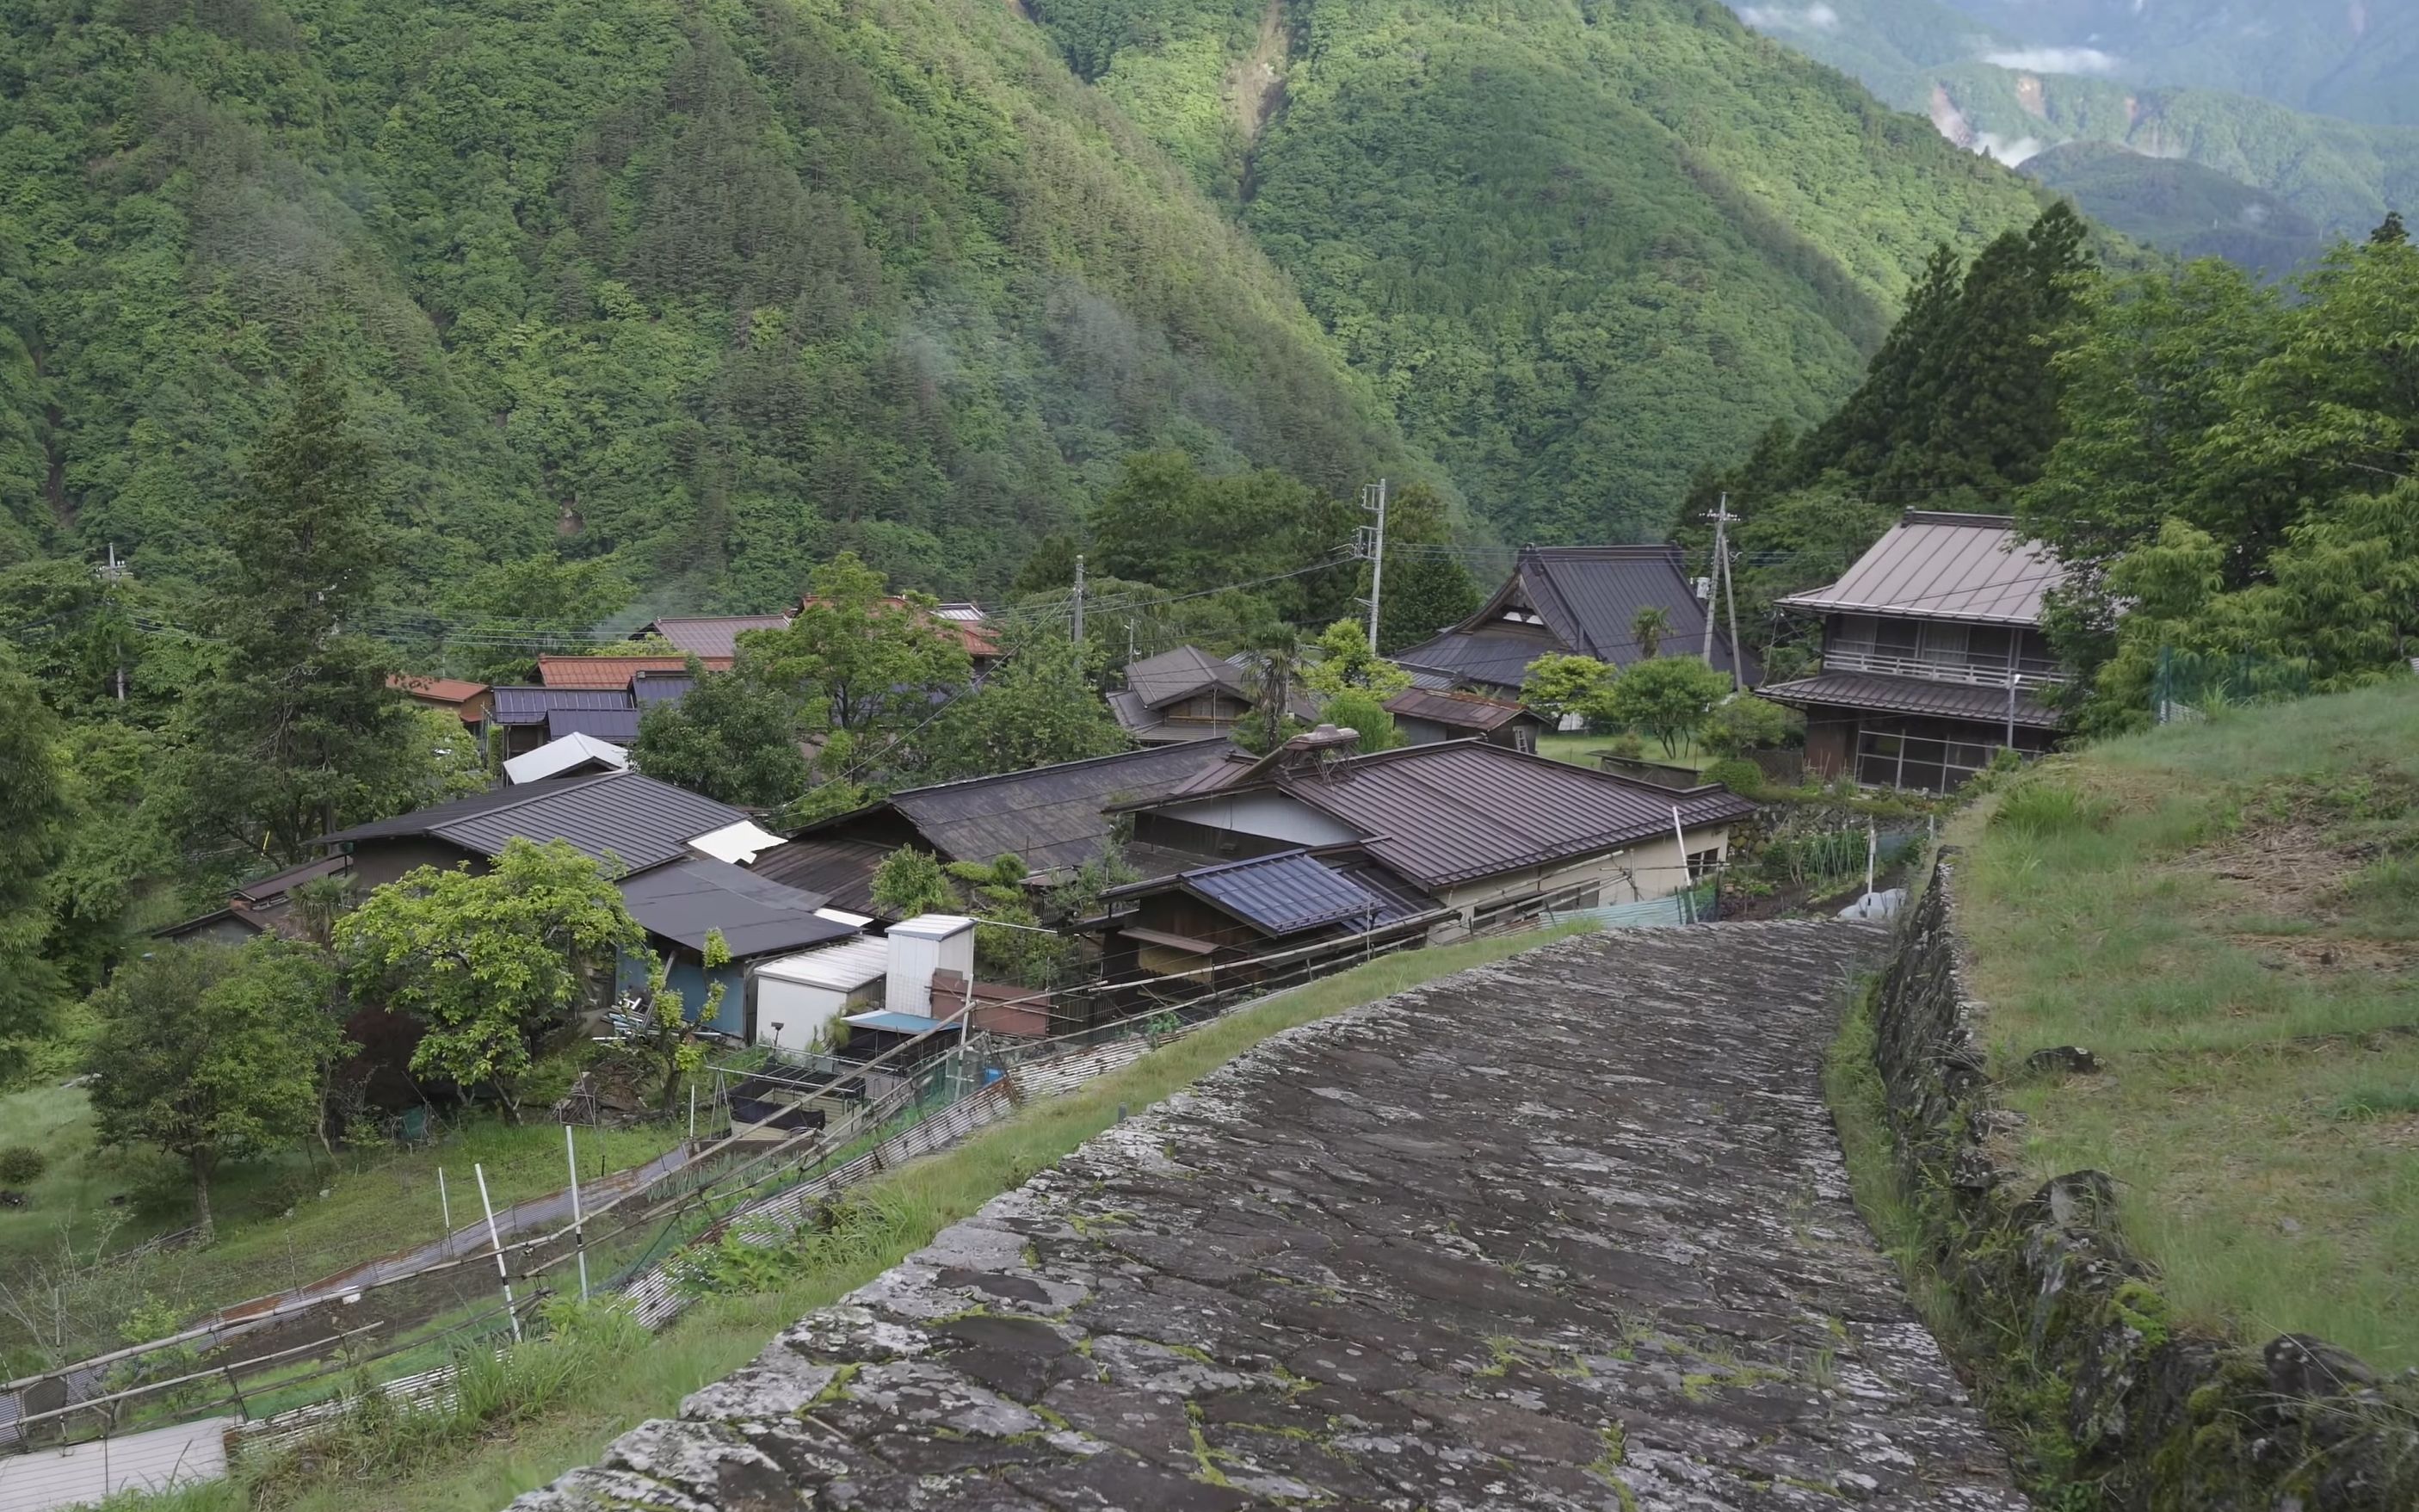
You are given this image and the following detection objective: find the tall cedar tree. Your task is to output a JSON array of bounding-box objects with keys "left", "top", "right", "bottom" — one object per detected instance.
[
  {"left": 1372, "top": 482, "right": 1481, "bottom": 653},
  {"left": 165, "top": 365, "right": 424, "bottom": 868},
  {"left": 0, "top": 644, "right": 68, "bottom": 1060}
]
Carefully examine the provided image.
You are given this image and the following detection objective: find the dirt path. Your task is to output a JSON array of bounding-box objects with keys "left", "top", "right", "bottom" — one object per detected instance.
[{"left": 515, "top": 923, "right": 2022, "bottom": 1509}]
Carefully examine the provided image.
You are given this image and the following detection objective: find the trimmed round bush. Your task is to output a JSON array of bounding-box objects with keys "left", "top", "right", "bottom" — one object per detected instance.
[
  {"left": 1703, "top": 758, "right": 1766, "bottom": 799},
  {"left": 0, "top": 1146, "right": 46, "bottom": 1187}
]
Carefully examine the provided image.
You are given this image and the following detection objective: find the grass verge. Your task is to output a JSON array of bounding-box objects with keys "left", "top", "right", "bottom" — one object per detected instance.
[
  {"left": 1955, "top": 682, "right": 2419, "bottom": 1369},
  {"left": 107, "top": 923, "right": 1595, "bottom": 1512}
]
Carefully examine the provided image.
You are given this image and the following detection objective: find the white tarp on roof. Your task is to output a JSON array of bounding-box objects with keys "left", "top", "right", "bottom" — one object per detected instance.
[
  {"left": 688, "top": 818, "right": 788, "bottom": 866},
  {"left": 500, "top": 731, "right": 629, "bottom": 785}
]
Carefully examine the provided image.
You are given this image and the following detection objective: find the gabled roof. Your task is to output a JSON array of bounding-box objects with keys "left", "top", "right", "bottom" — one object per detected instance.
[
  {"left": 645, "top": 615, "right": 792, "bottom": 661},
  {"left": 503, "top": 731, "right": 632, "bottom": 785},
  {"left": 389, "top": 675, "right": 488, "bottom": 706},
  {"left": 750, "top": 836, "right": 895, "bottom": 917},
  {"left": 318, "top": 771, "right": 748, "bottom": 874},
  {"left": 1134, "top": 740, "right": 1756, "bottom": 892},
  {"left": 1125, "top": 645, "right": 1248, "bottom": 709},
  {"left": 795, "top": 740, "right": 1236, "bottom": 876},
  {"left": 1757, "top": 670, "right": 2062, "bottom": 729},
  {"left": 1383, "top": 687, "right": 1543, "bottom": 733},
  {"left": 616, "top": 855, "right": 850, "bottom": 958},
  {"left": 1776, "top": 512, "right": 2063, "bottom": 626},
  {"left": 538, "top": 655, "right": 705, "bottom": 688},
  {"left": 1180, "top": 851, "right": 1394, "bottom": 936},
  {"left": 547, "top": 707, "right": 645, "bottom": 744},
  {"left": 1402, "top": 545, "right": 1756, "bottom": 689},
  {"left": 490, "top": 687, "right": 633, "bottom": 725},
  {"left": 231, "top": 855, "right": 352, "bottom": 907}
]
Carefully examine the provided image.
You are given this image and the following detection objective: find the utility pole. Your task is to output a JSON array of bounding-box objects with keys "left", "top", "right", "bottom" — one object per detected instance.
[
  {"left": 1071, "top": 554, "right": 1084, "bottom": 646},
  {"left": 1702, "top": 495, "right": 1736, "bottom": 666},
  {"left": 96, "top": 542, "right": 129, "bottom": 702},
  {"left": 1719, "top": 521, "right": 1745, "bottom": 694},
  {"left": 1357, "top": 478, "right": 1388, "bottom": 654}
]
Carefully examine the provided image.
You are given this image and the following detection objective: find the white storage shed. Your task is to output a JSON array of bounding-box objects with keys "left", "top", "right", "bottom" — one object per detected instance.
[
  {"left": 749, "top": 937, "right": 890, "bottom": 1052},
  {"left": 884, "top": 914, "right": 974, "bottom": 1015}
]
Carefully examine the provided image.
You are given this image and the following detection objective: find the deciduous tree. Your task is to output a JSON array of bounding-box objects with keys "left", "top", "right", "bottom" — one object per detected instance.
[
  {"left": 633, "top": 660, "right": 811, "bottom": 807},
  {"left": 339, "top": 839, "right": 641, "bottom": 1121},
  {"left": 86, "top": 940, "right": 344, "bottom": 1242},
  {"left": 922, "top": 630, "right": 1127, "bottom": 781},
  {"left": 1519, "top": 653, "right": 1614, "bottom": 727},
  {"left": 1599, "top": 656, "right": 1731, "bottom": 758}
]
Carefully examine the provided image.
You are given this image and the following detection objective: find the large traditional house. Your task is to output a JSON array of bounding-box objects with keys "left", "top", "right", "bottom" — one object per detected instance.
[
  {"left": 1111, "top": 726, "right": 1755, "bottom": 944},
  {"left": 1106, "top": 645, "right": 1315, "bottom": 746},
  {"left": 1758, "top": 511, "right": 2070, "bottom": 792},
  {"left": 1394, "top": 545, "right": 1756, "bottom": 698}
]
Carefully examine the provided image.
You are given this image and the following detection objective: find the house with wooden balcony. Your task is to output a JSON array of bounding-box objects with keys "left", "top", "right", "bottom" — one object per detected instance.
[{"left": 1757, "top": 511, "right": 2071, "bottom": 793}]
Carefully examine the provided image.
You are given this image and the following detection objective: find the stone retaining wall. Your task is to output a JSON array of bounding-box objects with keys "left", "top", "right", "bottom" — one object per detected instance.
[{"left": 1872, "top": 855, "right": 2419, "bottom": 1510}]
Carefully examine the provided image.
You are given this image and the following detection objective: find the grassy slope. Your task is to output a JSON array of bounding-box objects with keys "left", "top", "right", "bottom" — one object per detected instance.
[
  {"left": 0, "top": 1090, "right": 683, "bottom": 1367},
  {"left": 1024, "top": 0, "right": 2047, "bottom": 545},
  {"left": 124, "top": 923, "right": 1594, "bottom": 1512},
  {"left": 1954, "top": 682, "right": 2419, "bottom": 1368}
]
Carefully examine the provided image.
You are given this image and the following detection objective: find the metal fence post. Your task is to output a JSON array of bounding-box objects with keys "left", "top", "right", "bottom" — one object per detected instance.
[{"left": 472, "top": 1164, "right": 523, "bottom": 1343}]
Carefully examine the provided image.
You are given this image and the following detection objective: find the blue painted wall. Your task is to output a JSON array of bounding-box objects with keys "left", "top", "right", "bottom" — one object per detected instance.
[{"left": 615, "top": 948, "right": 749, "bottom": 1037}]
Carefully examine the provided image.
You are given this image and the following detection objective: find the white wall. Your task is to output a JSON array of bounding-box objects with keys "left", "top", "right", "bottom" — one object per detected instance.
[
  {"left": 1153, "top": 791, "right": 1361, "bottom": 847},
  {"left": 0, "top": 1416, "right": 233, "bottom": 1512},
  {"left": 886, "top": 916, "right": 975, "bottom": 1015},
  {"left": 751, "top": 975, "right": 865, "bottom": 1052},
  {"left": 1429, "top": 824, "right": 1732, "bottom": 940}
]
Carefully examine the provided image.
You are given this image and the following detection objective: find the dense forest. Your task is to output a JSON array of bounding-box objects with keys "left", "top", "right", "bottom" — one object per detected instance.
[
  {"left": 1028, "top": 0, "right": 2049, "bottom": 543},
  {"left": 0, "top": 0, "right": 1423, "bottom": 610}
]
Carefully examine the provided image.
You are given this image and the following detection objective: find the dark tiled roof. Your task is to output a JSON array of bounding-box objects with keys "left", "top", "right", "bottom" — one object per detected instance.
[
  {"left": 632, "top": 674, "right": 696, "bottom": 706},
  {"left": 230, "top": 854, "right": 352, "bottom": 906},
  {"left": 617, "top": 855, "right": 850, "bottom": 958},
  {"left": 806, "top": 741, "right": 1237, "bottom": 875},
  {"left": 750, "top": 836, "right": 895, "bottom": 917},
  {"left": 1182, "top": 851, "right": 1393, "bottom": 936},
  {"left": 1407, "top": 546, "right": 1758, "bottom": 688},
  {"left": 1777, "top": 512, "right": 2062, "bottom": 626},
  {"left": 1383, "top": 687, "right": 1540, "bottom": 732},
  {"left": 1758, "top": 670, "right": 2063, "bottom": 728},
  {"left": 647, "top": 615, "right": 792, "bottom": 660},
  {"left": 318, "top": 772, "right": 748, "bottom": 874},
  {"left": 490, "top": 687, "right": 634, "bottom": 725},
  {"left": 548, "top": 707, "right": 646, "bottom": 744},
  {"left": 1392, "top": 627, "right": 1558, "bottom": 691},
  {"left": 1124, "top": 645, "right": 1248, "bottom": 709},
  {"left": 1239, "top": 743, "right": 1755, "bottom": 891}
]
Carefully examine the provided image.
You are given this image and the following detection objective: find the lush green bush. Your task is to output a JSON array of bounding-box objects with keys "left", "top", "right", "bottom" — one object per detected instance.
[
  {"left": 1990, "top": 777, "right": 2112, "bottom": 840},
  {"left": 0, "top": 1146, "right": 46, "bottom": 1186},
  {"left": 1704, "top": 696, "right": 1798, "bottom": 756},
  {"left": 1702, "top": 758, "right": 1767, "bottom": 799}
]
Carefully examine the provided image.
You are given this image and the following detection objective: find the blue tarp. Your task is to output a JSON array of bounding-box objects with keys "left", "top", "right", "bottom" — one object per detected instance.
[{"left": 844, "top": 1009, "right": 955, "bottom": 1036}]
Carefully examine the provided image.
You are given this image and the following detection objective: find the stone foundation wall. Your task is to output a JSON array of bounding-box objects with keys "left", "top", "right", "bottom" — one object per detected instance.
[{"left": 1871, "top": 855, "right": 2419, "bottom": 1510}]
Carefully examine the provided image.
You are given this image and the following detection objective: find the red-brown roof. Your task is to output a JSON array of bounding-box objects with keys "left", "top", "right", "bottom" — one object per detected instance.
[
  {"left": 1383, "top": 687, "right": 1542, "bottom": 733},
  {"left": 536, "top": 654, "right": 726, "bottom": 688},
  {"left": 389, "top": 674, "right": 489, "bottom": 705}
]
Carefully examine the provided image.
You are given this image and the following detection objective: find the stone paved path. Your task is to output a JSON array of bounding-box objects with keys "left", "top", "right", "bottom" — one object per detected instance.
[{"left": 515, "top": 923, "right": 2027, "bottom": 1510}]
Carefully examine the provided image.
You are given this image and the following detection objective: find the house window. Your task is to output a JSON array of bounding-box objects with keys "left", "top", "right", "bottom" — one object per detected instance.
[
  {"left": 1685, "top": 848, "right": 1722, "bottom": 882},
  {"left": 1855, "top": 723, "right": 2010, "bottom": 793}
]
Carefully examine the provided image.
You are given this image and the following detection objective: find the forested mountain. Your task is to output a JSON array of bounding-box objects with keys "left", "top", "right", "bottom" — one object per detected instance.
[
  {"left": 1731, "top": 0, "right": 2419, "bottom": 271},
  {"left": 1028, "top": 0, "right": 2049, "bottom": 544},
  {"left": 0, "top": 0, "right": 1419, "bottom": 608}
]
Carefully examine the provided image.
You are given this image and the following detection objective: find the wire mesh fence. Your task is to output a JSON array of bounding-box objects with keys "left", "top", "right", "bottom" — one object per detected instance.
[{"left": 2153, "top": 645, "right": 2314, "bottom": 724}]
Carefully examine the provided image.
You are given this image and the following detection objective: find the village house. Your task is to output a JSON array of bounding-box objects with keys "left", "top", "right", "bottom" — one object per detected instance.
[
  {"left": 1112, "top": 726, "right": 1756, "bottom": 944},
  {"left": 1393, "top": 544, "right": 1757, "bottom": 700},
  {"left": 752, "top": 739, "right": 1239, "bottom": 918},
  {"left": 1756, "top": 511, "right": 2069, "bottom": 792},
  {"left": 389, "top": 674, "right": 492, "bottom": 726},
  {"left": 1088, "top": 848, "right": 1441, "bottom": 991},
  {"left": 1382, "top": 687, "right": 1551, "bottom": 750},
  {"left": 1106, "top": 645, "right": 1314, "bottom": 745}
]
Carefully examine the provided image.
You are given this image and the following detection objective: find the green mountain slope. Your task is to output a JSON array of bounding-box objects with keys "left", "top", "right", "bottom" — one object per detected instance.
[
  {"left": 2021, "top": 142, "right": 2325, "bottom": 274},
  {"left": 0, "top": 0, "right": 1416, "bottom": 603},
  {"left": 1025, "top": 0, "right": 2052, "bottom": 545},
  {"left": 1732, "top": 1, "right": 2419, "bottom": 266}
]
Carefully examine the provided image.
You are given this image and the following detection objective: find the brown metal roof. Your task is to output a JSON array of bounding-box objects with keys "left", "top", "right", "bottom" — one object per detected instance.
[
  {"left": 750, "top": 836, "right": 894, "bottom": 917},
  {"left": 1383, "top": 687, "right": 1541, "bottom": 732},
  {"left": 537, "top": 655, "right": 710, "bottom": 688},
  {"left": 1757, "top": 670, "right": 2063, "bottom": 729},
  {"left": 1776, "top": 512, "right": 2064, "bottom": 626},
  {"left": 1142, "top": 741, "right": 1755, "bottom": 892},
  {"left": 1124, "top": 645, "right": 1250, "bottom": 709},
  {"left": 645, "top": 615, "right": 793, "bottom": 660},
  {"left": 317, "top": 771, "right": 747, "bottom": 873},
  {"left": 388, "top": 674, "right": 489, "bottom": 705}
]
